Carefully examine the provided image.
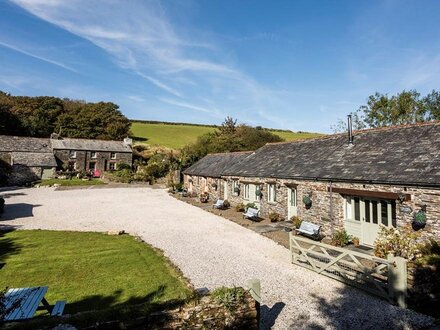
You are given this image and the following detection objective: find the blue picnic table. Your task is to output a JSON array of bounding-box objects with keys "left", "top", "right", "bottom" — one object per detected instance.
[{"left": 2, "top": 286, "right": 66, "bottom": 321}]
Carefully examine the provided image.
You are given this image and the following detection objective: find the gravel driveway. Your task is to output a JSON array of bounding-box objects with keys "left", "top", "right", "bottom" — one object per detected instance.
[{"left": 0, "top": 187, "right": 435, "bottom": 329}]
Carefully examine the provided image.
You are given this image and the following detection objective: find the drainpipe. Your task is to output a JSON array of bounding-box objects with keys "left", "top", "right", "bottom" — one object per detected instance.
[{"left": 329, "top": 181, "right": 334, "bottom": 235}]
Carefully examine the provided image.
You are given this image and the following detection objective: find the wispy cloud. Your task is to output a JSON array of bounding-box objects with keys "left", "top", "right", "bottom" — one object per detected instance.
[
  {"left": 135, "top": 72, "right": 182, "bottom": 98},
  {"left": 159, "top": 98, "right": 211, "bottom": 113},
  {"left": 9, "top": 0, "right": 290, "bottom": 128},
  {"left": 0, "top": 40, "right": 77, "bottom": 72}
]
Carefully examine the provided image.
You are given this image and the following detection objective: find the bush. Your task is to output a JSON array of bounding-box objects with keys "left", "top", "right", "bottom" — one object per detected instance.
[
  {"left": 211, "top": 287, "right": 246, "bottom": 311},
  {"left": 223, "top": 200, "right": 231, "bottom": 208},
  {"left": 331, "top": 229, "right": 351, "bottom": 247},
  {"left": 291, "top": 216, "right": 302, "bottom": 229},
  {"left": 245, "top": 202, "right": 257, "bottom": 210},
  {"left": 373, "top": 225, "right": 421, "bottom": 260},
  {"left": 417, "top": 239, "right": 440, "bottom": 266},
  {"left": 235, "top": 203, "right": 245, "bottom": 212},
  {"left": 107, "top": 168, "right": 134, "bottom": 183},
  {"left": 116, "top": 163, "right": 132, "bottom": 171},
  {"left": 269, "top": 212, "right": 282, "bottom": 222}
]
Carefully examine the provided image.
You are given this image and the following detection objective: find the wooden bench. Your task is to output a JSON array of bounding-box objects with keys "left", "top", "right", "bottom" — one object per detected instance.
[
  {"left": 51, "top": 300, "right": 66, "bottom": 316},
  {"left": 296, "top": 221, "right": 321, "bottom": 240},
  {"left": 243, "top": 207, "right": 260, "bottom": 221}
]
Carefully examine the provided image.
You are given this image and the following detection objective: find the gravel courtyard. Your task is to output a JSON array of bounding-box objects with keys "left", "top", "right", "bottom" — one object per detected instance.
[{"left": 0, "top": 187, "right": 435, "bottom": 329}]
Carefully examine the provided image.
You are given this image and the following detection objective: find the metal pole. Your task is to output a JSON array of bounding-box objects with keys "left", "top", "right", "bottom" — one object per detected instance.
[{"left": 330, "top": 181, "right": 334, "bottom": 235}]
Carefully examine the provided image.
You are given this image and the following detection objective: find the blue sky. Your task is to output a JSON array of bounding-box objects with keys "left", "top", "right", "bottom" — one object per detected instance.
[{"left": 1, "top": 0, "right": 440, "bottom": 133}]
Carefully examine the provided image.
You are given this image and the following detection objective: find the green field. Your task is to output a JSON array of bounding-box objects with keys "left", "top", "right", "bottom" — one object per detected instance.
[
  {"left": 131, "top": 121, "right": 322, "bottom": 149},
  {"left": 0, "top": 230, "right": 191, "bottom": 318}
]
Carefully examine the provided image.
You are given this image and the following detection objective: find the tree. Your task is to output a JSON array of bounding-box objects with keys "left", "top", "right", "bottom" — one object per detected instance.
[{"left": 331, "top": 89, "right": 440, "bottom": 132}]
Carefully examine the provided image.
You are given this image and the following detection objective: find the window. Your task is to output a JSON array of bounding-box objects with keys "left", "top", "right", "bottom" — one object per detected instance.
[
  {"left": 89, "top": 162, "right": 96, "bottom": 170},
  {"left": 268, "top": 183, "right": 276, "bottom": 203},
  {"left": 232, "top": 180, "right": 239, "bottom": 192},
  {"left": 91, "top": 152, "right": 97, "bottom": 159},
  {"left": 109, "top": 162, "right": 116, "bottom": 170},
  {"left": 69, "top": 150, "right": 76, "bottom": 158},
  {"left": 110, "top": 152, "right": 116, "bottom": 159},
  {"left": 345, "top": 196, "right": 396, "bottom": 227},
  {"left": 244, "top": 184, "right": 250, "bottom": 200}
]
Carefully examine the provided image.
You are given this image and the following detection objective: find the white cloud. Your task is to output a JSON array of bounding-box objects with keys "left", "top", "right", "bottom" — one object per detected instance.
[
  {"left": 10, "top": 0, "right": 291, "bottom": 128},
  {"left": 0, "top": 40, "right": 77, "bottom": 72}
]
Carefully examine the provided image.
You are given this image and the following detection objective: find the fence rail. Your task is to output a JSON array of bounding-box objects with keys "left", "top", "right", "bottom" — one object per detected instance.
[{"left": 289, "top": 233, "right": 407, "bottom": 307}]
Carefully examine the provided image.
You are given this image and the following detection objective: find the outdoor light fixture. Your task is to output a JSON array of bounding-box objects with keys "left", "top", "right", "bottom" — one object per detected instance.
[{"left": 398, "top": 192, "right": 406, "bottom": 203}]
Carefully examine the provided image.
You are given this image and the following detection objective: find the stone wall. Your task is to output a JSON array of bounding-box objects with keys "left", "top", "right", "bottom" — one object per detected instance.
[
  {"left": 183, "top": 174, "right": 222, "bottom": 200},
  {"left": 221, "top": 176, "right": 440, "bottom": 240},
  {"left": 54, "top": 150, "right": 132, "bottom": 172},
  {"left": 7, "top": 165, "right": 55, "bottom": 186}
]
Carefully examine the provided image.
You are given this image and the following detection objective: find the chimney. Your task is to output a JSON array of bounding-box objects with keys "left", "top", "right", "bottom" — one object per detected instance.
[
  {"left": 347, "top": 115, "right": 354, "bottom": 145},
  {"left": 123, "top": 137, "right": 133, "bottom": 146}
]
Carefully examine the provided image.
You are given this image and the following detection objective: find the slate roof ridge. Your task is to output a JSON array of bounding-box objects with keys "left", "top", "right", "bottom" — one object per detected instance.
[
  {"left": 52, "top": 136, "right": 124, "bottom": 143},
  {"left": 264, "top": 120, "right": 440, "bottom": 147},
  {"left": 205, "top": 150, "right": 254, "bottom": 156}
]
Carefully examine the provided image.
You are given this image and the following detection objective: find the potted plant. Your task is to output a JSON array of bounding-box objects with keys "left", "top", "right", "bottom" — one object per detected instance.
[
  {"left": 199, "top": 193, "right": 209, "bottom": 203},
  {"left": 291, "top": 216, "right": 302, "bottom": 229},
  {"left": 212, "top": 182, "right": 218, "bottom": 190},
  {"left": 255, "top": 188, "right": 262, "bottom": 197},
  {"left": 223, "top": 200, "right": 231, "bottom": 208},
  {"left": 351, "top": 236, "right": 360, "bottom": 246},
  {"left": 269, "top": 212, "right": 282, "bottom": 223},
  {"left": 413, "top": 209, "right": 427, "bottom": 230},
  {"left": 233, "top": 187, "right": 240, "bottom": 194},
  {"left": 235, "top": 203, "right": 245, "bottom": 212},
  {"left": 303, "top": 195, "right": 312, "bottom": 209}
]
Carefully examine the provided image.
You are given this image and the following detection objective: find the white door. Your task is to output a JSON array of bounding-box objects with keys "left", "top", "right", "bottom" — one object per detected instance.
[
  {"left": 223, "top": 180, "right": 228, "bottom": 200},
  {"left": 248, "top": 184, "right": 261, "bottom": 208},
  {"left": 287, "top": 187, "right": 298, "bottom": 219}
]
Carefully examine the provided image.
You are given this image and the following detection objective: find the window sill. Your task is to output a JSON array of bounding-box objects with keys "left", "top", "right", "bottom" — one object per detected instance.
[{"left": 267, "top": 201, "right": 277, "bottom": 205}]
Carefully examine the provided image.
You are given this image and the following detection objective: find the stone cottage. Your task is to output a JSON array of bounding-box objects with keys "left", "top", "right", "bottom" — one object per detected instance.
[
  {"left": 184, "top": 122, "right": 440, "bottom": 246},
  {"left": 0, "top": 135, "right": 57, "bottom": 185},
  {"left": 51, "top": 136, "right": 132, "bottom": 172},
  {"left": 0, "top": 135, "right": 133, "bottom": 185},
  {"left": 183, "top": 151, "right": 252, "bottom": 200}
]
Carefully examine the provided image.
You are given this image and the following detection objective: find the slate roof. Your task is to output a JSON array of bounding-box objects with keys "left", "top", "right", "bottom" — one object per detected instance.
[
  {"left": 223, "top": 122, "right": 440, "bottom": 187},
  {"left": 183, "top": 151, "right": 253, "bottom": 178},
  {"left": 11, "top": 152, "right": 57, "bottom": 167},
  {"left": 51, "top": 138, "right": 132, "bottom": 152},
  {"left": 0, "top": 135, "right": 52, "bottom": 153}
]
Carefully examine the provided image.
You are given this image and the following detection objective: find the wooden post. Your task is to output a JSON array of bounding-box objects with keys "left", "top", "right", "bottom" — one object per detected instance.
[
  {"left": 388, "top": 255, "right": 407, "bottom": 308},
  {"left": 246, "top": 278, "right": 261, "bottom": 329}
]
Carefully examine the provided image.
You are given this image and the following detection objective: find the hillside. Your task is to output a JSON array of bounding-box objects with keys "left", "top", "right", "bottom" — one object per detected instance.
[{"left": 130, "top": 120, "right": 322, "bottom": 149}]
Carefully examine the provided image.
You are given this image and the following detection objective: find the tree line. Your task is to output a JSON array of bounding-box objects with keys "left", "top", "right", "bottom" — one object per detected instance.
[
  {"left": 0, "top": 91, "right": 131, "bottom": 140},
  {"left": 331, "top": 90, "right": 440, "bottom": 132}
]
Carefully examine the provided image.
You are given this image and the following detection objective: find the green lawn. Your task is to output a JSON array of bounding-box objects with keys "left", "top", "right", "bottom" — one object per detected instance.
[
  {"left": 38, "top": 178, "right": 106, "bottom": 187},
  {"left": 131, "top": 121, "right": 323, "bottom": 149},
  {"left": 0, "top": 230, "right": 191, "bottom": 316},
  {"left": 131, "top": 122, "right": 216, "bottom": 149}
]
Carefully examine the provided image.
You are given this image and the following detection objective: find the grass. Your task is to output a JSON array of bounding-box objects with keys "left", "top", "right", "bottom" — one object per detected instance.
[
  {"left": 130, "top": 121, "right": 323, "bottom": 149},
  {"left": 37, "top": 178, "right": 105, "bottom": 187},
  {"left": 0, "top": 230, "right": 192, "bottom": 317}
]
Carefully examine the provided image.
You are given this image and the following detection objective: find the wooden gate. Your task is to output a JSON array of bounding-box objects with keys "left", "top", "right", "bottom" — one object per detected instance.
[{"left": 289, "top": 233, "right": 407, "bottom": 307}]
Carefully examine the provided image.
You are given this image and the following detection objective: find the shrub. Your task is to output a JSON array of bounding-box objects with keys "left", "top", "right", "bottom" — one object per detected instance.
[
  {"left": 116, "top": 163, "right": 132, "bottom": 171},
  {"left": 235, "top": 203, "right": 245, "bottom": 212},
  {"left": 223, "top": 200, "right": 231, "bottom": 208},
  {"left": 211, "top": 287, "right": 246, "bottom": 311},
  {"left": 331, "top": 229, "right": 351, "bottom": 247},
  {"left": 107, "top": 168, "right": 134, "bottom": 183},
  {"left": 269, "top": 212, "right": 282, "bottom": 222},
  {"left": 245, "top": 202, "right": 257, "bottom": 210},
  {"left": 291, "top": 216, "right": 302, "bottom": 229},
  {"left": 417, "top": 239, "right": 440, "bottom": 266},
  {"left": 373, "top": 225, "right": 421, "bottom": 260}
]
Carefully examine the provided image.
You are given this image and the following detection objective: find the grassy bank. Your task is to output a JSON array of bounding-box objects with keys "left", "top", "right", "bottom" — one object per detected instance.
[
  {"left": 38, "top": 178, "right": 105, "bottom": 187},
  {"left": 131, "top": 121, "right": 322, "bottom": 149}
]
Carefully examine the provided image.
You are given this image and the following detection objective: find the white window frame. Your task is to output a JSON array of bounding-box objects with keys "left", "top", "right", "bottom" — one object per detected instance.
[
  {"left": 109, "top": 162, "right": 116, "bottom": 170},
  {"left": 268, "top": 183, "right": 276, "bottom": 203},
  {"left": 91, "top": 151, "right": 97, "bottom": 159},
  {"left": 69, "top": 150, "right": 77, "bottom": 159},
  {"left": 232, "top": 180, "right": 239, "bottom": 191},
  {"left": 244, "top": 184, "right": 250, "bottom": 200},
  {"left": 345, "top": 196, "right": 396, "bottom": 227},
  {"left": 110, "top": 152, "right": 116, "bottom": 159}
]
